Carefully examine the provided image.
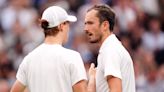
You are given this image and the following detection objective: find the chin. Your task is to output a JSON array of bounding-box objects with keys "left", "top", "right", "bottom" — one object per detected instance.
[{"left": 89, "top": 40, "right": 99, "bottom": 43}]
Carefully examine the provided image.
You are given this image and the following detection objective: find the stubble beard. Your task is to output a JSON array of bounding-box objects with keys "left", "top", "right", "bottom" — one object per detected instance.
[{"left": 89, "top": 35, "right": 102, "bottom": 44}]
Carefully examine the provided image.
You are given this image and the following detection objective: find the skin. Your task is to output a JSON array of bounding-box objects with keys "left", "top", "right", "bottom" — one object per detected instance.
[
  {"left": 84, "top": 9, "right": 122, "bottom": 92},
  {"left": 84, "top": 10, "right": 103, "bottom": 44},
  {"left": 73, "top": 63, "right": 96, "bottom": 92},
  {"left": 60, "top": 21, "right": 70, "bottom": 44},
  {"left": 84, "top": 10, "right": 110, "bottom": 45},
  {"left": 10, "top": 81, "right": 25, "bottom": 92},
  {"left": 44, "top": 21, "right": 70, "bottom": 45},
  {"left": 87, "top": 63, "right": 96, "bottom": 92}
]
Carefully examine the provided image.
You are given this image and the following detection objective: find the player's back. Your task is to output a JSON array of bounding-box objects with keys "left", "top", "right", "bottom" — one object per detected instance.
[{"left": 23, "top": 43, "right": 86, "bottom": 92}]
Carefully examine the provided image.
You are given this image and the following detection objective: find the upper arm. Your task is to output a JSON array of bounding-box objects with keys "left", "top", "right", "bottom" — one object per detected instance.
[
  {"left": 16, "top": 56, "right": 28, "bottom": 86},
  {"left": 107, "top": 75, "right": 122, "bottom": 92},
  {"left": 11, "top": 57, "right": 28, "bottom": 92},
  {"left": 103, "top": 50, "right": 122, "bottom": 79},
  {"left": 70, "top": 53, "right": 87, "bottom": 86},
  {"left": 72, "top": 80, "right": 87, "bottom": 92},
  {"left": 10, "top": 80, "right": 26, "bottom": 92},
  {"left": 103, "top": 50, "right": 122, "bottom": 92}
]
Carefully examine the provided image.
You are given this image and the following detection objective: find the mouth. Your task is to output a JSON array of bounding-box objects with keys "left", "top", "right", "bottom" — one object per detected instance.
[{"left": 86, "top": 32, "right": 92, "bottom": 37}]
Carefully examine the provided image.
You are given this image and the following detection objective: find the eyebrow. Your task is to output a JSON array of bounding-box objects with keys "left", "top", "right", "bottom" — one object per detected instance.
[{"left": 85, "top": 21, "right": 93, "bottom": 24}]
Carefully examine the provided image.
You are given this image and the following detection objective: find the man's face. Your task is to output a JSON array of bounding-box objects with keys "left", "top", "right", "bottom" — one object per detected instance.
[
  {"left": 62, "top": 21, "right": 70, "bottom": 44},
  {"left": 84, "top": 10, "right": 103, "bottom": 43}
]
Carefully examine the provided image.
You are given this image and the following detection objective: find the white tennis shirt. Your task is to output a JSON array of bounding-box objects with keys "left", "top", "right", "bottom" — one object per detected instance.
[
  {"left": 16, "top": 43, "right": 87, "bottom": 92},
  {"left": 96, "top": 34, "right": 136, "bottom": 92}
]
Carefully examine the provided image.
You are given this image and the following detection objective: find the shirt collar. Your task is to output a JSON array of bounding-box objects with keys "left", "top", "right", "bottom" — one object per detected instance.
[{"left": 99, "top": 34, "right": 116, "bottom": 53}]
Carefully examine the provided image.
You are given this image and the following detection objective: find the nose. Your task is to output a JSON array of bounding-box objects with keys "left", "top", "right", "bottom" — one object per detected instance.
[{"left": 84, "top": 24, "right": 88, "bottom": 33}]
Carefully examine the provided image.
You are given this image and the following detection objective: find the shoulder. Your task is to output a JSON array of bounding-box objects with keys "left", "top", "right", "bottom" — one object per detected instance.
[
  {"left": 62, "top": 48, "right": 81, "bottom": 57},
  {"left": 21, "top": 53, "right": 32, "bottom": 65},
  {"left": 56, "top": 48, "right": 82, "bottom": 63},
  {"left": 21, "top": 46, "right": 39, "bottom": 65},
  {"left": 61, "top": 48, "right": 84, "bottom": 66},
  {"left": 100, "top": 42, "right": 122, "bottom": 61}
]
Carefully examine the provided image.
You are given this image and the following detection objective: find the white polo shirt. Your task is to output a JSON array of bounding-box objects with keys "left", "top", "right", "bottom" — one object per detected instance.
[
  {"left": 16, "top": 43, "right": 87, "bottom": 92},
  {"left": 96, "top": 34, "right": 135, "bottom": 92}
]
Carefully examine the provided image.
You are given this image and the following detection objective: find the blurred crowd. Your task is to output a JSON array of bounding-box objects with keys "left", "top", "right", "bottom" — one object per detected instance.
[{"left": 0, "top": 0, "right": 164, "bottom": 92}]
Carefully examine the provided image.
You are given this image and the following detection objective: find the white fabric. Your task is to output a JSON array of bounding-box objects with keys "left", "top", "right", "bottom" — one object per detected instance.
[
  {"left": 96, "top": 34, "right": 135, "bottom": 92},
  {"left": 41, "top": 6, "right": 77, "bottom": 28},
  {"left": 16, "top": 43, "right": 87, "bottom": 92}
]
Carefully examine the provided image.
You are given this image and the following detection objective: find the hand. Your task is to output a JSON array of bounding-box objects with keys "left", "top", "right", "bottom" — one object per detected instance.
[
  {"left": 88, "top": 63, "right": 96, "bottom": 79},
  {"left": 87, "top": 63, "right": 96, "bottom": 92}
]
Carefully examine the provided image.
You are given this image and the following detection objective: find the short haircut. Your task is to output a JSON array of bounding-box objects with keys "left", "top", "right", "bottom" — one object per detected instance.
[
  {"left": 40, "top": 20, "right": 59, "bottom": 37},
  {"left": 87, "top": 4, "right": 116, "bottom": 31}
]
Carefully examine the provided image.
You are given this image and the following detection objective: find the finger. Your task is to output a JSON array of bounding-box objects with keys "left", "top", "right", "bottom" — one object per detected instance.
[{"left": 90, "top": 63, "right": 95, "bottom": 68}]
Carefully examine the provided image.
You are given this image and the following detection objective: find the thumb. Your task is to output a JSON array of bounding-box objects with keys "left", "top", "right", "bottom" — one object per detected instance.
[{"left": 90, "top": 63, "right": 95, "bottom": 69}]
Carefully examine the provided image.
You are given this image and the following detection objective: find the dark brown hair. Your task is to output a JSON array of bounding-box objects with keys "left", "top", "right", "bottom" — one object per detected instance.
[
  {"left": 87, "top": 4, "right": 116, "bottom": 31},
  {"left": 40, "top": 20, "right": 59, "bottom": 37}
]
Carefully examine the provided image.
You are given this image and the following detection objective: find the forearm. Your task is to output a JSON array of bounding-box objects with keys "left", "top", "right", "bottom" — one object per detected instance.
[
  {"left": 108, "top": 82, "right": 122, "bottom": 92},
  {"left": 107, "top": 76, "right": 122, "bottom": 92},
  {"left": 109, "top": 89, "right": 122, "bottom": 92},
  {"left": 87, "top": 63, "right": 96, "bottom": 92},
  {"left": 87, "top": 76, "right": 96, "bottom": 92},
  {"left": 10, "top": 80, "right": 26, "bottom": 92}
]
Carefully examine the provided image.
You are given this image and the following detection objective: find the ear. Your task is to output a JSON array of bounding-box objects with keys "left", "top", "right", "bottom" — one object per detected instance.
[
  {"left": 58, "top": 24, "right": 63, "bottom": 31},
  {"left": 102, "top": 21, "right": 109, "bottom": 31}
]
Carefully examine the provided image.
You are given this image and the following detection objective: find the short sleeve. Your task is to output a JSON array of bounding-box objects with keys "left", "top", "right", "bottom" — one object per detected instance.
[
  {"left": 16, "top": 56, "right": 28, "bottom": 86},
  {"left": 70, "top": 53, "right": 87, "bottom": 86},
  {"left": 103, "top": 50, "right": 122, "bottom": 79}
]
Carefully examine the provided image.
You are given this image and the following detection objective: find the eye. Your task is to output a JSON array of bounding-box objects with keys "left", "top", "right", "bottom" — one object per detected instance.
[{"left": 85, "top": 21, "right": 93, "bottom": 25}]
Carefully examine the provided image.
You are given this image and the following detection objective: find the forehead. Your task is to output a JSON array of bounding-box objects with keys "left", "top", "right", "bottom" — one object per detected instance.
[{"left": 85, "top": 10, "right": 99, "bottom": 21}]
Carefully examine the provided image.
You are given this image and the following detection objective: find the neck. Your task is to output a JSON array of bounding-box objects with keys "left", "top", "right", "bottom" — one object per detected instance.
[
  {"left": 99, "top": 31, "right": 113, "bottom": 47},
  {"left": 44, "top": 35, "right": 63, "bottom": 45}
]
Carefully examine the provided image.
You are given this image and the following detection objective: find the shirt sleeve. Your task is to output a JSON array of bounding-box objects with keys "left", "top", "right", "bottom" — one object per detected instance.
[
  {"left": 103, "top": 50, "right": 122, "bottom": 80},
  {"left": 16, "top": 56, "right": 28, "bottom": 86},
  {"left": 70, "top": 52, "right": 87, "bottom": 86}
]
